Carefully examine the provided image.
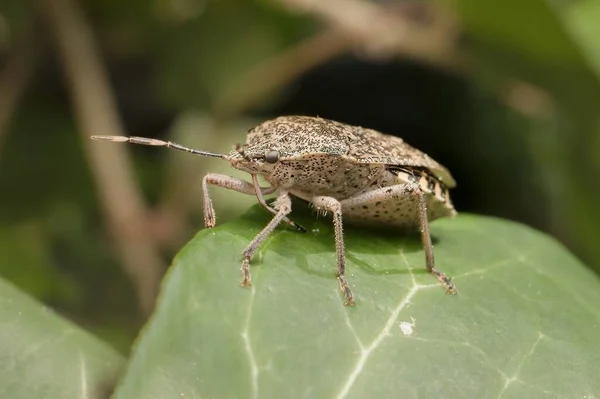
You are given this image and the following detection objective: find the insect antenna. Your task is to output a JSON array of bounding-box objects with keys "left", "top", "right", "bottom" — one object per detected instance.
[{"left": 91, "top": 135, "right": 225, "bottom": 159}]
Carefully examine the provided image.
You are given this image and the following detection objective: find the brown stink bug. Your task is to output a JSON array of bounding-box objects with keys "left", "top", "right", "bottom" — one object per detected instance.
[{"left": 92, "top": 115, "right": 457, "bottom": 306}]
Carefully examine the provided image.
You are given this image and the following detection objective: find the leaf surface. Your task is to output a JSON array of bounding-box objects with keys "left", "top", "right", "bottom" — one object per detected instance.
[
  {"left": 0, "top": 278, "right": 124, "bottom": 399},
  {"left": 114, "top": 205, "right": 600, "bottom": 398}
]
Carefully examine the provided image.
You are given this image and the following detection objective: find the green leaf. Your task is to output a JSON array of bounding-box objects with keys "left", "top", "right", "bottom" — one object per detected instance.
[
  {"left": 114, "top": 205, "right": 600, "bottom": 398},
  {"left": 0, "top": 278, "right": 125, "bottom": 399}
]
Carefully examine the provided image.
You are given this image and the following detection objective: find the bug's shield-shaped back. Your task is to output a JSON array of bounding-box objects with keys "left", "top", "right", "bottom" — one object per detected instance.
[
  {"left": 245, "top": 116, "right": 351, "bottom": 159},
  {"left": 349, "top": 127, "right": 456, "bottom": 188}
]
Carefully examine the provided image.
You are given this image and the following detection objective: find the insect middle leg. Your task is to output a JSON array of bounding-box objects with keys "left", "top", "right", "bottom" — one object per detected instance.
[
  {"left": 202, "top": 173, "right": 302, "bottom": 230},
  {"left": 240, "top": 190, "right": 293, "bottom": 286},
  {"left": 340, "top": 184, "right": 457, "bottom": 294},
  {"left": 311, "top": 196, "right": 355, "bottom": 306}
]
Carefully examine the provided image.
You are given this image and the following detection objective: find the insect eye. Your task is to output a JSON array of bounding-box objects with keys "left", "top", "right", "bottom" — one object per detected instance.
[{"left": 264, "top": 150, "right": 279, "bottom": 164}]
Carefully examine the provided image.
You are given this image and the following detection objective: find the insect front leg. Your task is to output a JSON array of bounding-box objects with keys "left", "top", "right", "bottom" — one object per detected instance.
[
  {"left": 240, "top": 190, "right": 293, "bottom": 287},
  {"left": 250, "top": 174, "right": 306, "bottom": 232},
  {"left": 201, "top": 173, "right": 303, "bottom": 230},
  {"left": 202, "top": 173, "right": 274, "bottom": 227},
  {"left": 340, "top": 184, "right": 457, "bottom": 294},
  {"left": 311, "top": 196, "right": 355, "bottom": 307}
]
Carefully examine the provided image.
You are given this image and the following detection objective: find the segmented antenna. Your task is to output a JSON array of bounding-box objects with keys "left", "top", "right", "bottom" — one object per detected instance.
[{"left": 91, "top": 135, "right": 225, "bottom": 159}]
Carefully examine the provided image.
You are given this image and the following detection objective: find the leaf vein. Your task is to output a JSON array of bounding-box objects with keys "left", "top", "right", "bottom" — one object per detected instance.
[
  {"left": 496, "top": 332, "right": 545, "bottom": 399},
  {"left": 335, "top": 283, "right": 422, "bottom": 399}
]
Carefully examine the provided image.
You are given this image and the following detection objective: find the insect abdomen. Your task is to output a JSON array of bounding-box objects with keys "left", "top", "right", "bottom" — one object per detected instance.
[
  {"left": 387, "top": 166, "right": 453, "bottom": 208},
  {"left": 341, "top": 166, "right": 455, "bottom": 229}
]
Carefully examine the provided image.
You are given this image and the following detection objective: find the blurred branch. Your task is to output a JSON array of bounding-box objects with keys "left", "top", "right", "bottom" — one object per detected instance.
[
  {"left": 213, "top": 0, "right": 465, "bottom": 120},
  {"left": 212, "top": 29, "right": 351, "bottom": 119},
  {"left": 0, "top": 26, "right": 37, "bottom": 156},
  {"left": 43, "top": 0, "right": 164, "bottom": 316},
  {"left": 500, "top": 79, "right": 555, "bottom": 118},
  {"left": 281, "top": 0, "right": 463, "bottom": 66}
]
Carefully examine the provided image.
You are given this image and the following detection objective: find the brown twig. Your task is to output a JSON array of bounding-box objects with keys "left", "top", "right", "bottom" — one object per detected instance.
[
  {"left": 286, "top": 0, "right": 557, "bottom": 118},
  {"left": 212, "top": 29, "right": 353, "bottom": 120},
  {"left": 43, "top": 0, "right": 163, "bottom": 316},
  {"left": 0, "top": 26, "right": 37, "bottom": 156},
  {"left": 281, "top": 0, "right": 463, "bottom": 67},
  {"left": 499, "top": 79, "right": 555, "bottom": 118},
  {"left": 213, "top": 0, "right": 465, "bottom": 120}
]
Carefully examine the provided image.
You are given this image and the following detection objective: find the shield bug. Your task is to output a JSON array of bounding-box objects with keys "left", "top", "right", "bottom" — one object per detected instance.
[{"left": 92, "top": 115, "right": 457, "bottom": 306}]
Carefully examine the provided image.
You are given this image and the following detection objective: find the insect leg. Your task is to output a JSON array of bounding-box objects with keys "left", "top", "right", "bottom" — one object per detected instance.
[
  {"left": 414, "top": 187, "right": 457, "bottom": 294},
  {"left": 311, "top": 196, "right": 355, "bottom": 306},
  {"left": 339, "top": 184, "right": 456, "bottom": 294},
  {"left": 201, "top": 173, "right": 277, "bottom": 227},
  {"left": 251, "top": 174, "right": 306, "bottom": 232},
  {"left": 240, "top": 191, "right": 292, "bottom": 286},
  {"left": 201, "top": 173, "right": 303, "bottom": 230}
]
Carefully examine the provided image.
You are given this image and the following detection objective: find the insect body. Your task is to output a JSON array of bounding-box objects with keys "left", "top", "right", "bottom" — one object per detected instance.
[{"left": 92, "top": 115, "right": 457, "bottom": 306}]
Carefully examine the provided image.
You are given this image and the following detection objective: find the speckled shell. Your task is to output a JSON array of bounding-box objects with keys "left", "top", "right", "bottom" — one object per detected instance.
[
  {"left": 241, "top": 115, "right": 456, "bottom": 188},
  {"left": 229, "top": 115, "right": 457, "bottom": 228}
]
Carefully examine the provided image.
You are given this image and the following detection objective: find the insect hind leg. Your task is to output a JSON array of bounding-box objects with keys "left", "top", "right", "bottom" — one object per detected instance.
[{"left": 339, "top": 183, "right": 457, "bottom": 294}]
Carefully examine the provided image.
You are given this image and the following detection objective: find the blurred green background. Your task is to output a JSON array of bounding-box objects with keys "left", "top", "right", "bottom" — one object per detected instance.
[{"left": 1, "top": 0, "right": 599, "bottom": 353}]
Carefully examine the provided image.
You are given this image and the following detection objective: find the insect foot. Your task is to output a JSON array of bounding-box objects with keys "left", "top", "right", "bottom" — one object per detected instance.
[{"left": 91, "top": 115, "right": 458, "bottom": 306}]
